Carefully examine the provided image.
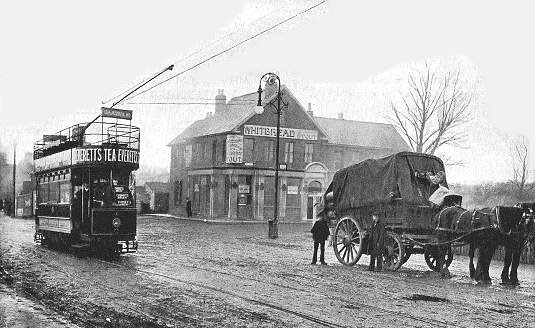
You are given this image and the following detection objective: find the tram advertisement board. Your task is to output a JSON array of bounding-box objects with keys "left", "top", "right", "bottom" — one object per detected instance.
[
  {"left": 74, "top": 147, "right": 139, "bottom": 165},
  {"left": 35, "top": 146, "right": 139, "bottom": 171}
]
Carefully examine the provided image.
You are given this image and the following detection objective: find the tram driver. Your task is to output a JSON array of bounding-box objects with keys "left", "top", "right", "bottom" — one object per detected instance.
[{"left": 92, "top": 179, "right": 114, "bottom": 207}]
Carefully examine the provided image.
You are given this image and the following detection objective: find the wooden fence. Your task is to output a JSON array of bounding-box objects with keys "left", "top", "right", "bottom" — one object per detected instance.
[{"left": 452, "top": 241, "right": 535, "bottom": 264}]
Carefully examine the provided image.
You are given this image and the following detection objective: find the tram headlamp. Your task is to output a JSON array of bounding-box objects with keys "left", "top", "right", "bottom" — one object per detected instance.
[{"left": 112, "top": 217, "right": 121, "bottom": 229}]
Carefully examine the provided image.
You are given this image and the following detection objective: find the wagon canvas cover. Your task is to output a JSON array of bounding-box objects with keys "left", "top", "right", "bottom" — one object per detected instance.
[{"left": 328, "top": 152, "right": 447, "bottom": 213}]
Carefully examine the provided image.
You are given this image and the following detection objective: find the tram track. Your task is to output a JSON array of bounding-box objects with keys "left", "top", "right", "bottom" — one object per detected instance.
[
  {"left": 96, "top": 257, "right": 451, "bottom": 328},
  {"left": 128, "top": 245, "right": 520, "bottom": 328},
  {"left": 1, "top": 230, "right": 529, "bottom": 328}
]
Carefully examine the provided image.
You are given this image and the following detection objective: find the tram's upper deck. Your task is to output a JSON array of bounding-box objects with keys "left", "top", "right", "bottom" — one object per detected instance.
[{"left": 33, "top": 109, "right": 140, "bottom": 173}]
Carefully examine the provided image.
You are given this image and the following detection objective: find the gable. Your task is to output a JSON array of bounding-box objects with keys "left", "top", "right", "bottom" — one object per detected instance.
[{"left": 238, "top": 86, "right": 327, "bottom": 141}]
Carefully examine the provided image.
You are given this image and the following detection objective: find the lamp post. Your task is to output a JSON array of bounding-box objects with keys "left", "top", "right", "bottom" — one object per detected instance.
[{"left": 255, "top": 73, "right": 281, "bottom": 239}]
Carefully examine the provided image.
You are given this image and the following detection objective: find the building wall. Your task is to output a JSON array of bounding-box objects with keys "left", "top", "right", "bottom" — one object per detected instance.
[{"left": 168, "top": 94, "right": 406, "bottom": 221}]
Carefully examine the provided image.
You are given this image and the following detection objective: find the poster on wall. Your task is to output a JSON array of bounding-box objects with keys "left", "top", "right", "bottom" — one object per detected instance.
[{"left": 226, "top": 135, "right": 243, "bottom": 163}]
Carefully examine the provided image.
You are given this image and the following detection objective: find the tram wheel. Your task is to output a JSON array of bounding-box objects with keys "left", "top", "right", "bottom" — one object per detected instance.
[{"left": 333, "top": 216, "right": 364, "bottom": 266}]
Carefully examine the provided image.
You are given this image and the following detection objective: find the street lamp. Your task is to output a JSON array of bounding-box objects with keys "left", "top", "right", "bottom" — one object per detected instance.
[{"left": 256, "top": 73, "right": 281, "bottom": 239}]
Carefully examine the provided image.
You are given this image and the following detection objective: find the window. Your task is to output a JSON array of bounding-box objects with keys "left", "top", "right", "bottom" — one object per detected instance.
[
  {"left": 212, "top": 140, "right": 217, "bottom": 163},
  {"left": 48, "top": 181, "right": 59, "bottom": 204},
  {"left": 174, "top": 180, "right": 183, "bottom": 205},
  {"left": 265, "top": 140, "right": 274, "bottom": 162},
  {"left": 334, "top": 151, "right": 343, "bottom": 170},
  {"left": 244, "top": 138, "right": 255, "bottom": 163},
  {"left": 284, "top": 142, "right": 294, "bottom": 163},
  {"left": 304, "top": 143, "right": 314, "bottom": 163},
  {"left": 59, "top": 181, "right": 71, "bottom": 203},
  {"left": 201, "top": 142, "right": 206, "bottom": 162},
  {"left": 184, "top": 144, "right": 192, "bottom": 166},
  {"left": 222, "top": 139, "right": 227, "bottom": 163}
]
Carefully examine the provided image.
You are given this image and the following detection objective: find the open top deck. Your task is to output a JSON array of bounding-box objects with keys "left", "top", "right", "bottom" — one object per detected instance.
[{"left": 34, "top": 112, "right": 140, "bottom": 173}]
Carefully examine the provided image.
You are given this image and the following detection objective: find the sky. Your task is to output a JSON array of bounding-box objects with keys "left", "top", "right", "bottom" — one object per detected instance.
[{"left": 0, "top": 0, "right": 533, "bottom": 184}]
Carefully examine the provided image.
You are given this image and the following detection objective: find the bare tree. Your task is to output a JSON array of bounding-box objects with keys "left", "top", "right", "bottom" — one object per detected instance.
[
  {"left": 389, "top": 62, "right": 474, "bottom": 155},
  {"left": 510, "top": 135, "right": 532, "bottom": 200}
]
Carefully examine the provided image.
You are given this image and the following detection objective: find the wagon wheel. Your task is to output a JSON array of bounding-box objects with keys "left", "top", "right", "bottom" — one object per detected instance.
[
  {"left": 382, "top": 232, "right": 404, "bottom": 271},
  {"left": 400, "top": 245, "right": 412, "bottom": 265},
  {"left": 424, "top": 247, "right": 453, "bottom": 272},
  {"left": 333, "top": 217, "right": 364, "bottom": 266}
]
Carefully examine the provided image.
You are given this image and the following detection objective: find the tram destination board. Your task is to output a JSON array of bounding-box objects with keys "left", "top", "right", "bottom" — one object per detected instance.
[{"left": 101, "top": 107, "right": 133, "bottom": 120}]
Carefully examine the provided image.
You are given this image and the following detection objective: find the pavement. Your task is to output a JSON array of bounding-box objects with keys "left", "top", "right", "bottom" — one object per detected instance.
[{"left": 145, "top": 213, "right": 313, "bottom": 225}]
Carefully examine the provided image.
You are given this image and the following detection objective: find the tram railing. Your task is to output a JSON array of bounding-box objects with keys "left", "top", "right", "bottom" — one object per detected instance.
[{"left": 34, "top": 118, "right": 140, "bottom": 160}]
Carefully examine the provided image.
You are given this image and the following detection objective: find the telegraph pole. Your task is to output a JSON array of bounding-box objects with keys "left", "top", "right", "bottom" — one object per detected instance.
[{"left": 12, "top": 144, "right": 16, "bottom": 216}]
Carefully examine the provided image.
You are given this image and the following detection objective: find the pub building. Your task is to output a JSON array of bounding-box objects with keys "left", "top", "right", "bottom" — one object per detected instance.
[{"left": 167, "top": 84, "right": 409, "bottom": 221}]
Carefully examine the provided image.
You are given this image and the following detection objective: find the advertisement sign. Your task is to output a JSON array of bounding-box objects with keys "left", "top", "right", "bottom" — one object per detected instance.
[
  {"left": 238, "top": 185, "right": 250, "bottom": 193},
  {"left": 287, "top": 186, "right": 299, "bottom": 195},
  {"left": 226, "top": 135, "right": 243, "bottom": 163},
  {"left": 101, "top": 107, "right": 133, "bottom": 120},
  {"left": 243, "top": 125, "right": 318, "bottom": 141},
  {"left": 73, "top": 147, "right": 139, "bottom": 165}
]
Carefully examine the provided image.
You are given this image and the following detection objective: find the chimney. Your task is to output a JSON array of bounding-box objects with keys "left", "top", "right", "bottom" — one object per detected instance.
[
  {"left": 306, "top": 103, "right": 314, "bottom": 116},
  {"left": 214, "top": 89, "right": 226, "bottom": 114},
  {"left": 337, "top": 112, "right": 344, "bottom": 120}
]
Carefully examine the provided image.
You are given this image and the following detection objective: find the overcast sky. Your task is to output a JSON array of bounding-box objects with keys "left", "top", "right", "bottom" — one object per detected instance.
[{"left": 1, "top": 1, "right": 533, "bottom": 184}]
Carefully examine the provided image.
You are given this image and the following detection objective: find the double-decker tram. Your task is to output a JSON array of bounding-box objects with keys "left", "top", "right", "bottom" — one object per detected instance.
[{"left": 33, "top": 108, "right": 139, "bottom": 254}]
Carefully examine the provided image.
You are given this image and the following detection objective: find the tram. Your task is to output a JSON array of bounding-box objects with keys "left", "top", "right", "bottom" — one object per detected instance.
[{"left": 33, "top": 108, "right": 139, "bottom": 253}]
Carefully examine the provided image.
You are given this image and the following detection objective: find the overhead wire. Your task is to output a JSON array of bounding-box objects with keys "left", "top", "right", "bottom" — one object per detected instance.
[
  {"left": 102, "top": 4, "right": 287, "bottom": 106},
  {"left": 118, "top": 0, "right": 327, "bottom": 106}
]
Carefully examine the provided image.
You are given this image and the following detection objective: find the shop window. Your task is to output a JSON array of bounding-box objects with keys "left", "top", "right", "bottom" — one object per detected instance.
[
  {"left": 304, "top": 143, "right": 314, "bottom": 162},
  {"left": 284, "top": 142, "right": 294, "bottom": 163}
]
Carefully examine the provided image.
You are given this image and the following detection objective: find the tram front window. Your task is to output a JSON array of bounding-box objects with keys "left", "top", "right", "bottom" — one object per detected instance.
[{"left": 91, "top": 169, "right": 133, "bottom": 208}]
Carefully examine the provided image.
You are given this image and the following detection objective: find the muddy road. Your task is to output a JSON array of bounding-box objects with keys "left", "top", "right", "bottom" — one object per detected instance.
[{"left": 1, "top": 214, "right": 534, "bottom": 327}]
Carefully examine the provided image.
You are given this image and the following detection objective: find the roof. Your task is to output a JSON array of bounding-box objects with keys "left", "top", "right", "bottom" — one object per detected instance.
[
  {"left": 144, "top": 182, "right": 169, "bottom": 193},
  {"left": 313, "top": 117, "right": 409, "bottom": 150},
  {"left": 167, "top": 86, "right": 328, "bottom": 146},
  {"left": 167, "top": 92, "right": 258, "bottom": 145}
]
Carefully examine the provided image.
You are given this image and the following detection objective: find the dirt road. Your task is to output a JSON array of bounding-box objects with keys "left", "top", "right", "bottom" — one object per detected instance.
[{"left": 1, "top": 214, "right": 534, "bottom": 327}]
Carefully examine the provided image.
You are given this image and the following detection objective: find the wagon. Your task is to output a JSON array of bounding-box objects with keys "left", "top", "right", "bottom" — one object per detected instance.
[{"left": 325, "top": 152, "right": 459, "bottom": 271}]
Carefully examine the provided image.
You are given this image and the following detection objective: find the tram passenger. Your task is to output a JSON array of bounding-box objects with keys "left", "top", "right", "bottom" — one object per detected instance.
[
  {"left": 368, "top": 211, "right": 385, "bottom": 271},
  {"left": 73, "top": 183, "right": 89, "bottom": 236}
]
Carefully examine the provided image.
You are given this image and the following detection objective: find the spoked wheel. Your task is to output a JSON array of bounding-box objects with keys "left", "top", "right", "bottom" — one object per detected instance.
[
  {"left": 333, "top": 217, "right": 363, "bottom": 266},
  {"left": 400, "top": 245, "right": 412, "bottom": 265},
  {"left": 382, "top": 232, "right": 404, "bottom": 271},
  {"left": 424, "top": 247, "right": 453, "bottom": 272}
]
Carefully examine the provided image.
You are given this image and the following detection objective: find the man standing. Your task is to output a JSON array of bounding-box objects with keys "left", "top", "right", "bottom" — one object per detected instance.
[
  {"left": 311, "top": 215, "right": 330, "bottom": 265},
  {"left": 185, "top": 197, "right": 192, "bottom": 217},
  {"left": 368, "top": 212, "right": 386, "bottom": 271}
]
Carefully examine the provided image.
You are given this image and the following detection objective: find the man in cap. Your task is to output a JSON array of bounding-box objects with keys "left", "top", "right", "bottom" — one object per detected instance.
[{"left": 368, "top": 210, "right": 386, "bottom": 271}]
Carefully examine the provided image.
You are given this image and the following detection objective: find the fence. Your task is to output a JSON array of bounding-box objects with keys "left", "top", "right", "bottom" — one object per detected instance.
[{"left": 453, "top": 241, "right": 535, "bottom": 264}]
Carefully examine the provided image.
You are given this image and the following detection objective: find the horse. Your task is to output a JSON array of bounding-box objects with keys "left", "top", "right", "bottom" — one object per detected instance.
[
  {"left": 434, "top": 205, "right": 533, "bottom": 284},
  {"left": 499, "top": 203, "right": 535, "bottom": 285},
  {"left": 433, "top": 205, "right": 498, "bottom": 282}
]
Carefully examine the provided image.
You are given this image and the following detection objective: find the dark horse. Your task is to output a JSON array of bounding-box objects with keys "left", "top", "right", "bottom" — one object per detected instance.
[
  {"left": 434, "top": 205, "right": 534, "bottom": 284},
  {"left": 499, "top": 203, "right": 535, "bottom": 285}
]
